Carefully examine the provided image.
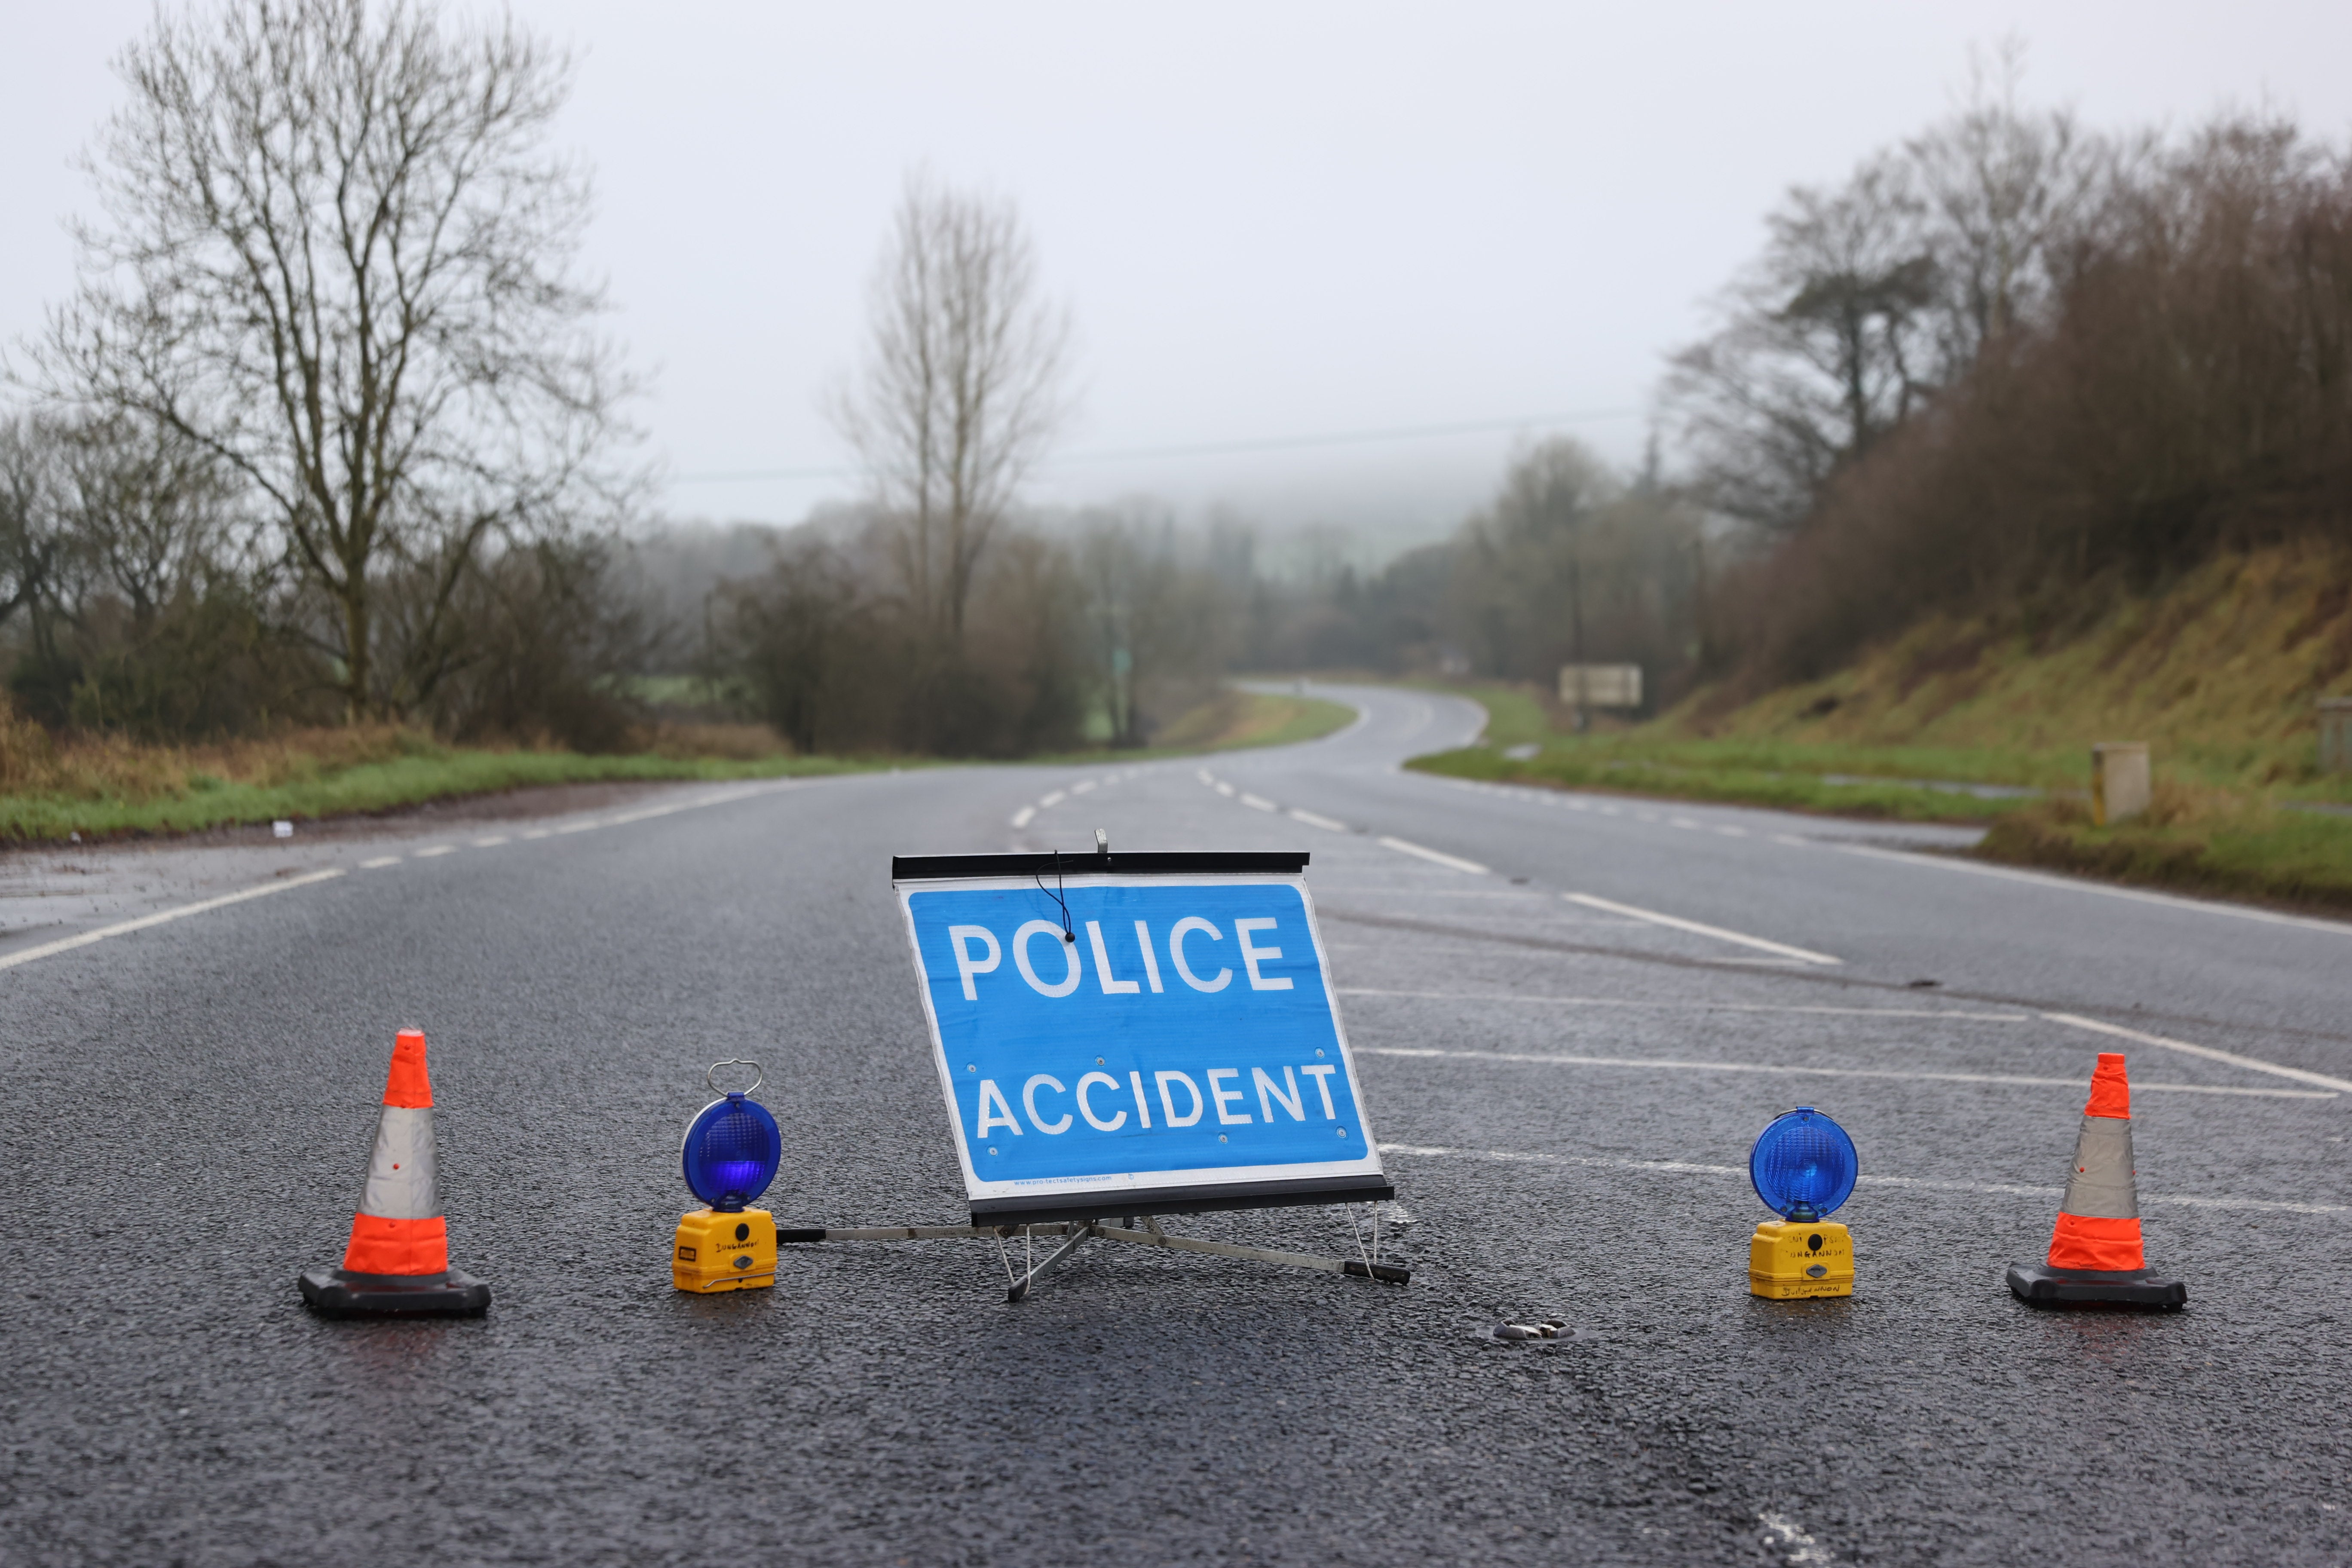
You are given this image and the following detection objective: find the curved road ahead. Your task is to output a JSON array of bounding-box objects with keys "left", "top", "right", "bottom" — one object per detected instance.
[{"left": 3, "top": 684, "right": 2347, "bottom": 1565}]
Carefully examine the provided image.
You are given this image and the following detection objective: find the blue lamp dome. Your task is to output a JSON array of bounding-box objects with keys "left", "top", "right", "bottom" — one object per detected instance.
[
  {"left": 682, "top": 1092, "right": 781, "bottom": 1212},
  {"left": 1749, "top": 1107, "right": 1857, "bottom": 1222}
]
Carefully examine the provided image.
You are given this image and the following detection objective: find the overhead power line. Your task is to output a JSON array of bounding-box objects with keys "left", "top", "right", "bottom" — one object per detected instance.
[{"left": 666, "top": 406, "right": 1646, "bottom": 485}]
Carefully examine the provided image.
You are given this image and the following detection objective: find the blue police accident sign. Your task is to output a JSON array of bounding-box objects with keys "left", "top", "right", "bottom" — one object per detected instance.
[{"left": 893, "top": 860, "right": 1389, "bottom": 1222}]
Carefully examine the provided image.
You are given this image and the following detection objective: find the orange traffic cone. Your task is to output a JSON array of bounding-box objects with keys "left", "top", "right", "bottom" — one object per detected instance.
[
  {"left": 2006, "top": 1053, "right": 2185, "bottom": 1308},
  {"left": 298, "top": 1029, "right": 492, "bottom": 1316}
]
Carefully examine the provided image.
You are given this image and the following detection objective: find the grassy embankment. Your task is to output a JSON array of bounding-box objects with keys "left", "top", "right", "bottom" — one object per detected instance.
[
  {"left": 1407, "top": 544, "right": 2352, "bottom": 911},
  {"left": 0, "top": 689, "right": 1356, "bottom": 844}
]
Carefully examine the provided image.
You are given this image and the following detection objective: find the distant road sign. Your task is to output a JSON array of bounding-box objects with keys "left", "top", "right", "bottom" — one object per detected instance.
[
  {"left": 1559, "top": 663, "right": 1642, "bottom": 710},
  {"left": 892, "top": 851, "right": 1392, "bottom": 1226}
]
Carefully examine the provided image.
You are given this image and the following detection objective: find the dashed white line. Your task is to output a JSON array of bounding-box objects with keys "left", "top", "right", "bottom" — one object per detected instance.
[
  {"left": 1835, "top": 840, "right": 2352, "bottom": 939},
  {"left": 1714, "top": 825, "right": 1748, "bottom": 838},
  {"left": 2044, "top": 1011, "right": 2352, "bottom": 1094},
  {"left": 1071, "top": 780, "right": 1097, "bottom": 795},
  {"left": 472, "top": 836, "right": 508, "bottom": 848},
  {"left": 412, "top": 844, "right": 455, "bottom": 858},
  {"left": 1670, "top": 817, "right": 1703, "bottom": 830},
  {"left": 1288, "top": 808, "right": 1348, "bottom": 832},
  {"left": 0, "top": 868, "right": 347, "bottom": 973},
  {"left": 1239, "top": 793, "right": 1278, "bottom": 812},
  {"left": 521, "top": 828, "right": 552, "bottom": 840},
  {"left": 1338, "top": 988, "right": 2030, "bottom": 1022},
  {"left": 1563, "top": 891, "right": 1841, "bottom": 966},
  {"left": 1039, "top": 790, "right": 1067, "bottom": 807},
  {"left": 1359, "top": 1045, "right": 2332, "bottom": 1099},
  {"left": 1011, "top": 805, "right": 1037, "bottom": 828},
  {"left": 1214, "top": 781, "right": 1236, "bottom": 797},
  {"left": 1377, "top": 1143, "right": 2347, "bottom": 1215},
  {"left": 359, "top": 855, "right": 402, "bottom": 869},
  {"left": 554, "top": 820, "right": 600, "bottom": 835},
  {"left": 1376, "top": 836, "right": 1490, "bottom": 875}
]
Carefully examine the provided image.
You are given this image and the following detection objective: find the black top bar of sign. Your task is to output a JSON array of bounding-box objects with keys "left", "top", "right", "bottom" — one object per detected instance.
[{"left": 891, "top": 850, "right": 1309, "bottom": 880}]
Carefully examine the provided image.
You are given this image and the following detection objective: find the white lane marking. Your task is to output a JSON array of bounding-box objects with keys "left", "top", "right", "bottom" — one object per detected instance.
[
  {"left": 521, "top": 828, "right": 552, "bottom": 839},
  {"left": 412, "top": 844, "right": 455, "bottom": 858},
  {"left": 1670, "top": 817, "right": 1703, "bottom": 830},
  {"left": 1835, "top": 841, "right": 2352, "bottom": 937},
  {"left": 1339, "top": 988, "right": 2030, "bottom": 1022},
  {"left": 554, "top": 820, "right": 600, "bottom": 834},
  {"left": 2044, "top": 1011, "right": 2352, "bottom": 1095},
  {"left": 1239, "top": 793, "right": 1278, "bottom": 812},
  {"left": 1289, "top": 808, "right": 1348, "bottom": 832},
  {"left": 1759, "top": 1510, "right": 1835, "bottom": 1566},
  {"left": 1598, "top": 805, "right": 1622, "bottom": 816},
  {"left": 1772, "top": 833, "right": 1806, "bottom": 846},
  {"left": 1714, "top": 825, "right": 1748, "bottom": 837},
  {"left": 1376, "top": 836, "right": 1490, "bottom": 875},
  {"left": 1360, "top": 1045, "right": 2333, "bottom": 1100},
  {"left": 358, "top": 855, "right": 402, "bottom": 869},
  {"left": 1197, "top": 768, "right": 1214, "bottom": 785},
  {"left": 1214, "top": 782, "right": 1236, "bottom": 797},
  {"left": 1071, "top": 780, "right": 1097, "bottom": 795},
  {"left": 1564, "top": 891, "right": 1841, "bottom": 966},
  {"left": 1377, "top": 1143, "right": 2348, "bottom": 1215},
  {"left": 0, "top": 868, "right": 347, "bottom": 973},
  {"left": 1038, "top": 790, "right": 1067, "bottom": 807},
  {"left": 1010, "top": 805, "right": 1036, "bottom": 828},
  {"left": 472, "top": 836, "right": 508, "bottom": 848}
]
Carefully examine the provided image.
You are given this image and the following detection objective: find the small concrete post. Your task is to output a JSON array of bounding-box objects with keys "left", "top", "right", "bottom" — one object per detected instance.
[
  {"left": 2319, "top": 697, "right": 2352, "bottom": 775},
  {"left": 2091, "top": 742, "right": 2151, "bottom": 827}
]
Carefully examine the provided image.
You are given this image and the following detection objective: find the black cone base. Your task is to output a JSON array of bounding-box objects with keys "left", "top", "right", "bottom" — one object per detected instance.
[
  {"left": 2006, "top": 1261, "right": 2186, "bottom": 1308},
  {"left": 299, "top": 1266, "right": 492, "bottom": 1317}
]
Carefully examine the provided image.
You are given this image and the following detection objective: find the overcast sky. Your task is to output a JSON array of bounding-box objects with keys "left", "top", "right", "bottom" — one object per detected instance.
[{"left": 6, "top": 2, "right": 2350, "bottom": 560}]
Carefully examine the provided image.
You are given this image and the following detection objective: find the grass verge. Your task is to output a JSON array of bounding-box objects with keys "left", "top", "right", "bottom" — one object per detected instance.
[
  {"left": 0, "top": 688, "right": 1361, "bottom": 845},
  {"left": 1026, "top": 690, "right": 1359, "bottom": 767},
  {"left": 1978, "top": 791, "right": 2352, "bottom": 914},
  {"left": 0, "top": 740, "right": 878, "bottom": 843},
  {"left": 1397, "top": 678, "right": 2352, "bottom": 913}
]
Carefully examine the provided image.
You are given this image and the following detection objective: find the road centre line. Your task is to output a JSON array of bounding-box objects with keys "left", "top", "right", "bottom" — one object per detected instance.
[
  {"left": 1038, "top": 790, "right": 1066, "bottom": 807},
  {"left": 0, "top": 868, "right": 347, "bottom": 973},
  {"left": 1379, "top": 1142, "right": 2348, "bottom": 1215},
  {"left": 1010, "top": 805, "right": 1036, "bottom": 828},
  {"left": 1071, "top": 780, "right": 1096, "bottom": 794},
  {"left": 1340, "top": 987, "right": 2031, "bottom": 1021},
  {"left": 2044, "top": 1011, "right": 2352, "bottom": 1094},
  {"left": 1834, "top": 840, "right": 2352, "bottom": 938},
  {"left": 473, "top": 835, "right": 508, "bottom": 847},
  {"left": 1289, "top": 808, "right": 1348, "bottom": 831},
  {"left": 1215, "top": 781, "right": 1236, "bottom": 797},
  {"left": 1360, "top": 1045, "right": 2333, "bottom": 1100},
  {"left": 359, "top": 855, "right": 401, "bottom": 869},
  {"left": 1376, "top": 836, "right": 1490, "bottom": 875},
  {"left": 1565, "top": 891, "right": 1841, "bottom": 966},
  {"left": 412, "top": 844, "right": 454, "bottom": 858},
  {"left": 1240, "top": 793, "right": 1278, "bottom": 812}
]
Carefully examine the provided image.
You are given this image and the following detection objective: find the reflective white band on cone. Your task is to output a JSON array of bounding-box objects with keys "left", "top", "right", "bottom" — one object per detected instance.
[{"left": 358, "top": 1105, "right": 439, "bottom": 1219}]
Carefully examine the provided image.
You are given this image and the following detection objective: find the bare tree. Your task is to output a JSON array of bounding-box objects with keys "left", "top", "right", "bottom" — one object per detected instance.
[
  {"left": 1906, "top": 39, "right": 2106, "bottom": 364},
  {"left": 28, "top": 0, "right": 634, "bottom": 720},
  {"left": 1665, "top": 159, "right": 1940, "bottom": 531},
  {"left": 54, "top": 414, "right": 236, "bottom": 633},
  {"left": 833, "top": 173, "right": 1072, "bottom": 646}
]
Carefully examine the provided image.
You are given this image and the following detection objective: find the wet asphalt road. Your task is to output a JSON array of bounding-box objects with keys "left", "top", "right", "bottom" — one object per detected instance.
[{"left": 3, "top": 684, "right": 2348, "bottom": 1566}]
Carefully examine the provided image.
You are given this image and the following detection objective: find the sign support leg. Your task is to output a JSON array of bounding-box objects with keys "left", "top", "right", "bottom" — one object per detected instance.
[{"left": 1004, "top": 1221, "right": 1095, "bottom": 1302}]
